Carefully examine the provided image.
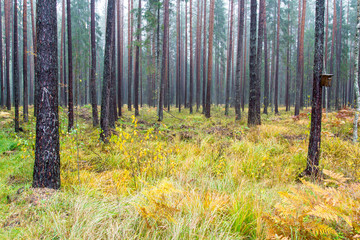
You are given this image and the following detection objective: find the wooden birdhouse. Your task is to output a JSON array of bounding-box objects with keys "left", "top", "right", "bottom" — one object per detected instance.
[{"left": 321, "top": 74, "right": 333, "bottom": 87}]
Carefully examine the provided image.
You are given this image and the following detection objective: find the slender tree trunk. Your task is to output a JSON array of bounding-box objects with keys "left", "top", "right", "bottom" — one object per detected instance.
[
  {"left": 176, "top": 0, "right": 181, "bottom": 112},
  {"left": 90, "top": 0, "right": 99, "bottom": 126},
  {"left": 353, "top": 0, "right": 360, "bottom": 142},
  {"left": 23, "top": 0, "right": 28, "bottom": 121},
  {"left": 67, "top": 0, "right": 74, "bottom": 131},
  {"left": 335, "top": 0, "right": 342, "bottom": 110},
  {"left": 195, "top": 0, "right": 202, "bottom": 112},
  {"left": 158, "top": 0, "right": 170, "bottom": 121},
  {"left": 202, "top": 0, "right": 207, "bottom": 113},
  {"left": 248, "top": 0, "right": 260, "bottom": 126},
  {"left": 235, "top": 0, "right": 245, "bottom": 120},
  {"left": 117, "top": 0, "right": 123, "bottom": 117},
  {"left": 205, "top": 0, "right": 215, "bottom": 118},
  {"left": 285, "top": 0, "right": 291, "bottom": 112},
  {"left": 274, "top": 0, "right": 280, "bottom": 114},
  {"left": 256, "top": 0, "right": 265, "bottom": 115},
  {"left": 185, "top": 2, "right": 188, "bottom": 108},
  {"left": 328, "top": 0, "right": 337, "bottom": 110},
  {"left": 263, "top": 16, "right": 269, "bottom": 114},
  {"left": 13, "top": 0, "right": 20, "bottom": 132},
  {"left": 242, "top": 7, "right": 247, "bottom": 112},
  {"left": 303, "top": 0, "right": 325, "bottom": 178},
  {"left": 5, "top": 0, "right": 11, "bottom": 110},
  {"left": 128, "top": 0, "right": 133, "bottom": 111},
  {"left": 134, "top": 0, "right": 141, "bottom": 116},
  {"left": 225, "top": 0, "right": 234, "bottom": 116},
  {"left": 33, "top": 0, "right": 60, "bottom": 189},
  {"left": 60, "top": 0, "right": 66, "bottom": 107},
  {"left": 0, "top": 2, "right": 3, "bottom": 108},
  {"left": 189, "top": 0, "right": 194, "bottom": 113},
  {"left": 100, "top": 0, "right": 115, "bottom": 142}
]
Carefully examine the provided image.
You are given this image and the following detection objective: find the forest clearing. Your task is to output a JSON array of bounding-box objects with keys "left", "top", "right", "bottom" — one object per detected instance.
[{"left": 1, "top": 106, "right": 360, "bottom": 239}]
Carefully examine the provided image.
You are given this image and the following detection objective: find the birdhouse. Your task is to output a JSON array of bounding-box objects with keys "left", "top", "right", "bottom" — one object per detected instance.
[{"left": 321, "top": 74, "right": 333, "bottom": 87}]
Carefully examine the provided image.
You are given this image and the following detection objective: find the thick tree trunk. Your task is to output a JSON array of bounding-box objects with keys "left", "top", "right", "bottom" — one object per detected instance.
[
  {"left": 205, "top": 0, "right": 215, "bottom": 118},
  {"left": 303, "top": 0, "right": 325, "bottom": 178},
  {"left": 248, "top": 0, "right": 260, "bottom": 126},
  {"left": 225, "top": 0, "right": 234, "bottom": 116},
  {"left": 33, "top": 0, "right": 60, "bottom": 189},
  {"left": 134, "top": 0, "right": 141, "bottom": 116},
  {"left": 13, "top": 0, "right": 20, "bottom": 132},
  {"left": 100, "top": 0, "right": 115, "bottom": 142},
  {"left": 235, "top": 0, "right": 245, "bottom": 120},
  {"left": 67, "top": 0, "right": 74, "bottom": 131},
  {"left": 158, "top": 0, "right": 169, "bottom": 121}
]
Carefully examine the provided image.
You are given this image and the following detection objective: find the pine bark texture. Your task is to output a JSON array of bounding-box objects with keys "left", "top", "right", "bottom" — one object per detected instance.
[
  {"left": 33, "top": 0, "right": 60, "bottom": 189},
  {"left": 205, "top": 0, "right": 215, "bottom": 118},
  {"left": 90, "top": 0, "right": 99, "bottom": 126},
  {"left": 67, "top": 0, "right": 74, "bottom": 131},
  {"left": 14, "top": 0, "right": 20, "bottom": 132}
]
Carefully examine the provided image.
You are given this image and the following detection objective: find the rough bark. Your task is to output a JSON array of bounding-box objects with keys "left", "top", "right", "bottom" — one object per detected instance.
[
  {"left": 100, "top": 0, "right": 115, "bottom": 142},
  {"left": 303, "top": 0, "right": 325, "bottom": 178},
  {"left": 0, "top": 1, "right": 3, "bottom": 108},
  {"left": 5, "top": 0, "right": 11, "bottom": 110},
  {"left": 256, "top": 0, "right": 265, "bottom": 115},
  {"left": 33, "top": 0, "right": 60, "bottom": 189},
  {"left": 248, "top": 0, "right": 260, "bottom": 126},
  {"left": 117, "top": 0, "right": 123, "bottom": 117}
]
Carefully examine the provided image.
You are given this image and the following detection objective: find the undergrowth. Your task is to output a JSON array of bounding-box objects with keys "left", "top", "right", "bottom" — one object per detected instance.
[{"left": 0, "top": 105, "right": 359, "bottom": 239}]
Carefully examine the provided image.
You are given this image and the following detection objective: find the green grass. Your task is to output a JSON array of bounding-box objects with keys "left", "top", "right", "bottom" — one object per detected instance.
[{"left": 0, "top": 105, "right": 359, "bottom": 239}]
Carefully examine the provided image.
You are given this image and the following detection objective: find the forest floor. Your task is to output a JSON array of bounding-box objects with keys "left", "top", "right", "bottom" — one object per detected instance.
[{"left": 0, "top": 105, "right": 359, "bottom": 239}]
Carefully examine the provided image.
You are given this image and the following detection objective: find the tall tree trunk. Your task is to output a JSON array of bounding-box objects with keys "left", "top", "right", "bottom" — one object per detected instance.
[
  {"left": 195, "top": 0, "right": 202, "bottom": 112},
  {"left": 285, "top": 0, "right": 291, "bottom": 111},
  {"left": 67, "top": 0, "right": 74, "bottom": 131},
  {"left": 328, "top": 0, "right": 337, "bottom": 110},
  {"left": 5, "top": 0, "right": 11, "bottom": 110},
  {"left": 176, "top": 0, "right": 181, "bottom": 112},
  {"left": 60, "top": 0, "right": 66, "bottom": 107},
  {"left": 303, "top": 0, "right": 325, "bottom": 178},
  {"left": 128, "top": 0, "right": 133, "bottom": 111},
  {"left": 185, "top": 2, "right": 188, "bottom": 108},
  {"left": 295, "top": 0, "right": 307, "bottom": 115},
  {"left": 248, "top": 0, "right": 260, "bottom": 126},
  {"left": 263, "top": 15, "right": 269, "bottom": 114},
  {"left": 324, "top": 0, "right": 329, "bottom": 111},
  {"left": 158, "top": 0, "right": 170, "bottom": 121},
  {"left": 205, "top": 0, "right": 215, "bottom": 118},
  {"left": 117, "top": 0, "right": 123, "bottom": 117},
  {"left": 202, "top": 0, "right": 207, "bottom": 113},
  {"left": 335, "top": 0, "right": 342, "bottom": 110},
  {"left": 274, "top": 0, "right": 280, "bottom": 114},
  {"left": 225, "top": 0, "right": 234, "bottom": 116},
  {"left": 235, "top": 0, "right": 245, "bottom": 120},
  {"left": 100, "top": 0, "right": 115, "bottom": 142},
  {"left": 90, "top": 0, "right": 99, "bottom": 126},
  {"left": 13, "top": 0, "right": 20, "bottom": 132},
  {"left": 189, "top": 0, "right": 194, "bottom": 113},
  {"left": 23, "top": 0, "right": 28, "bottom": 121},
  {"left": 242, "top": 7, "right": 247, "bottom": 112},
  {"left": 0, "top": 2, "right": 3, "bottom": 108},
  {"left": 353, "top": 0, "right": 360, "bottom": 142},
  {"left": 33, "top": 0, "right": 60, "bottom": 189},
  {"left": 134, "top": 0, "right": 141, "bottom": 116},
  {"left": 256, "top": 0, "right": 265, "bottom": 115}
]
